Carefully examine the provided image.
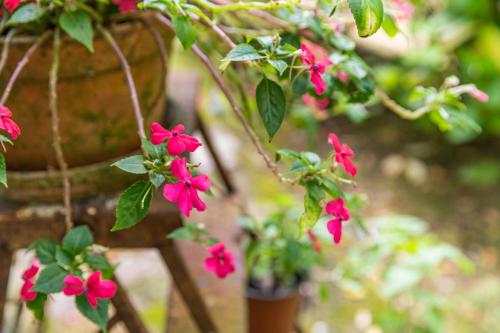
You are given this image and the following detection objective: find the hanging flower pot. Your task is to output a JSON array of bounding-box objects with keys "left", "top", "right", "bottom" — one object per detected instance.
[{"left": 0, "top": 20, "right": 173, "bottom": 202}]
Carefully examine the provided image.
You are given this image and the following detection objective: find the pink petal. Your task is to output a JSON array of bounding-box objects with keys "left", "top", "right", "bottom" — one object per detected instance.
[
  {"left": 151, "top": 122, "right": 171, "bottom": 145},
  {"left": 310, "top": 71, "right": 327, "bottom": 95},
  {"left": 22, "top": 261, "right": 40, "bottom": 280},
  {"left": 0, "top": 106, "right": 12, "bottom": 117},
  {"left": 167, "top": 137, "right": 186, "bottom": 155},
  {"left": 170, "top": 158, "right": 191, "bottom": 181},
  {"left": 189, "top": 187, "right": 206, "bottom": 212},
  {"left": 92, "top": 280, "right": 117, "bottom": 299},
  {"left": 191, "top": 174, "right": 211, "bottom": 191},
  {"left": 328, "top": 133, "right": 342, "bottom": 153},
  {"left": 300, "top": 44, "right": 316, "bottom": 66},
  {"left": 171, "top": 124, "right": 185, "bottom": 134},
  {"left": 4, "top": 0, "right": 22, "bottom": 12},
  {"left": 86, "top": 292, "right": 98, "bottom": 308},
  {"left": 327, "top": 219, "right": 343, "bottom": 244},
  {"left": 179, "top": 134, "right": 202, "bottom": 152},
  {"left": 204, "top": 257, "right": 217, "bottom": 273},
  {"left": 469, "top": 88, "right": 489, "bottom": 103},
  {"left": 86, "top": 271, "right": 101, "bottom": 289},
  {"left": 177, "top": 187, "right": 192, "bottom": 216},
  {"left": 63, "top": 275, "right": 85, "bottom": 296},
  {"left": 20, "top": 280, "right": 37, "bottom": 302},
  {"left": 342, "top": 158, "right": 357, "bottom": 177},
  {"left": 209, "top": 243, "right": 225, "bottom": 256},
  {"left": 163, "top": 182, "right": 185, "bottom": 203}
]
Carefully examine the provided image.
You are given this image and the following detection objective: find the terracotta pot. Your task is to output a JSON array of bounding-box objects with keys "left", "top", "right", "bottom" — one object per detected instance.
[
  {"left": 1, "top": 20, "right": 172, "bottom": 170},
  {"left": 0, "top": 20, "right": 173, "bottom": 202},
  {"left": 246, "top": 288, "right": 302, "bottom": 333}
]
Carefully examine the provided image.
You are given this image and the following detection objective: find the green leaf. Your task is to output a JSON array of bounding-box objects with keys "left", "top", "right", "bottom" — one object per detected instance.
[
  {"left": 172, "top": 15, "right": 197, "bottom": 49},
  {"left": 321, "top": 178, "right": 345, "bottom": 199},
  {"left": 112, "top": 180, "right": 153, "bottom": 231},
  {"left": 7, "top": 3, "right": 45, "bottom": 25},
  {"left": 167, "top": 227, "right": 195, "bottom": 241},
  {"left": 0, "top": 153, "right": 6, "bottom": 188},
  {"left": 83, "top": 254, "right": 113, "bottom": 271},
  {"left": 34, "top": 264, "right": 67, "bottom": 293},
  {"left": 381, "top": 14, "right": 398, "bottom": 37},
  {"left": 299, "top": 192, "right": 322, "bottom": 237},
  {"left": 62, "top": 225, "right": 94, "bottom": 255},
  {"left": 29, "top": 240, "right": 57, "bottom": 264},
  {"left": 26, "top": 293, "right": 47, "bottom": 321},
  {"left": 256, "top": 77, "right": 286, "bottom": 140},
  {"left": 142, "top": 139, "right": 166, "bottom": 159},
  {"left": 76, "top": 296, "right": 109, "bottom": 332},
  {"left": 55, "top": 246, "right": 74, "bottom": 267},
  {"left": 0, "top": 134, "right": 13, "bottom": 145},
  {"left": 224, "top": 44, "right": 265, "bottom": 62},
  {"left": 59, "top": 10, "right": 94, "bottom": 52},
  {"left": 267, "top": 59, "right": 288, "bottom": 76},
  {"left": 347, "top": 0, "right": 384, "bottom": 37},
  {"left": 275, "top": 149, "right": 301, "bottom": 162},
  {"left": 112, "top": 155, "right": 147, "bottom": 174},
  {"left": 149, "top": 172, "right": 165, "bottom": 188}
]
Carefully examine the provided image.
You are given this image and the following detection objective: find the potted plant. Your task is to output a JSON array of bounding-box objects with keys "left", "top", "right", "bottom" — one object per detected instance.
[
  {"left": 0, "top": 0, "right": 488, "bottom": 331},
  {"left": 240, "top": 208, "right": 324, "bottom": 333}
]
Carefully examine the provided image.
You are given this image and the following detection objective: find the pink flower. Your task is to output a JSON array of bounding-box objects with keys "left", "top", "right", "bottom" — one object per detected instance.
[
  {"left": 63, "top": 272, "right": 117, "bottom": 308},
  {"left": 328, "top": 133, "right": 357, "bottom": 177},
  {"left": 19, "top": 258, "right": 40, "bottom": 302},
  {"left": 469, "top": 87, "right": 489, "bottom": 103},
  {"left": 151, "top": 122, "right": 202, "bottom": 155},
  {"left": 307, "top": 230, "right": 322, "bottom": 253},
  {"left": 0, "top": 106, "right": 21, "bottom": 140},
  {"left": 163, "top": 158, "right": 211, "bottom": 217},
  {"left": 300, "top": 43, "right": 332, "bottom": 95},
  {"left": 204, "top": 243, "right": 235, "bottom": 279},
  {"left": 112, "top": 0, "right": 138, "bottom": 13},
  {"left": 22, "top": 258, "right": 40, "bottom": 281},
  {"left": 325, "top": 198, "right": 350, "bottom": 244},
  {"left": 20, "top": 280, "right": 37, "bottom": 302},
  {"left": 3, "top": 0, "right": 22, "bottom": 12},
  {"left": 302, "top": 94, "right": 330, "bottom": 111}
]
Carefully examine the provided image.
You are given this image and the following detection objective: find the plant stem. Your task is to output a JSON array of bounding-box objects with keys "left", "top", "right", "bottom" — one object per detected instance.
[
  {"left": 98, "top": 25, "right": 148, "bottom": 149},
  {"left": 192, "top": 0, "right": 300, "bottom": 13},
  {"left": 0, "top": 29, "right": 16, "bottom": 76},
  {"left": 375, "top": 88, "right": 433, "bottom": 120},
  {"left": 49, "top": 28, "right": 73, "bottom": 231},
  {"left": 0, "top": 32, "right": 50, "bottom": 106}
]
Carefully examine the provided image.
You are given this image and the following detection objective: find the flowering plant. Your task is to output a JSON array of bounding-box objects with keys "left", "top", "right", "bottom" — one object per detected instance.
[{"left": 0, "top": 0, "right": 489, "bottom": 330}]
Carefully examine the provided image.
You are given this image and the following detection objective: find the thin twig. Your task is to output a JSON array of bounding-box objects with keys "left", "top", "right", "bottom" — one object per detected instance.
[
  {"left": 155, "top": 14, "right": 297, "bottom": 183},
  {"left": 98, "top": 25, "right": 147, "bottom": 145},
  {"left": 0, "top": 32, "right": 50, "bottom": 106},
  {"left": 375, "top": 88, "right": 432, "bottom": 120},
  {"left": 49, "top": 29, "right": 73, "bottom": 231},
  {"left": 0, "top": 29, "right": 16, "bottom": 76}
]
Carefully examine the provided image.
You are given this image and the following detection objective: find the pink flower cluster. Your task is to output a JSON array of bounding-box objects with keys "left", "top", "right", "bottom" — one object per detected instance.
[
  {"left": 204, "top": 243, "right": 235, "bottom": 279},
  {"left": 300, "top": 43, "right": 332, "bottom": 95},
  {"left": 328, "top": 132, "right": 357, "bottom": 177},
  {"left": 112, "top": 0, "right": 138, "bottom": 13},
  {"left": 19, "top": 259, "right": 40, "bottom": 302},
  {"left": 63, "top": 272, "right": 117, "bottom": 308}
]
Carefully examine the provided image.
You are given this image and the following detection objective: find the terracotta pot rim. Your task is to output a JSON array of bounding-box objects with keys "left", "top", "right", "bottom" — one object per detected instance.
[
  {"left": 0, "top": 15, "right": 145, "bottom": 45},
  {"left": 246, "top": 285, "right": 300, "bottom": 301}
]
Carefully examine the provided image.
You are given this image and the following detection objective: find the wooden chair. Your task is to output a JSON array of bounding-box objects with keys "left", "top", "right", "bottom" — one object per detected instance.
[{"left": 0, "top": 72, "right": 234, "bottom": 332}]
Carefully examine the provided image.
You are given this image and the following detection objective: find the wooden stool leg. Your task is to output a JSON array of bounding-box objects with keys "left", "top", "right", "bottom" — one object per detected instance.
[
  {"left": 110, "top": 277, "right": 149, "bottom": 333},
  {"left": 196, "top": 113, "right": 235, "bottom": 195},
  {"left": 159, "top": 239, "right": 218, "bottom": 333},
  {"left": 0, "top": 247, "right": 13, "bottom": 330}
]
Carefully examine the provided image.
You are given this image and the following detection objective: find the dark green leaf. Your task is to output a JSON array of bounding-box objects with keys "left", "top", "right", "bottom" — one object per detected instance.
[
  {"left": 142, "top": 139, "right": 166, "bottom": 159},
  {"left": 59, "top": 10, "right": 94, "bottom": 52},
  {"left": 172, "top": 15, "right": 197, "bottom": 49},
  {"left": 224, "top": 44, "right": 265, "bottom": 61},
  {"left": 76, "top": 296, "right": 109, "bottom": 332},
  {"left": 0, "top": 153, "right": 6, "bottom": 188},
  {"left": 256, "top": 77, "right": 286, "bottom": 140},
  {"left": 7, "top": 4, "right": 45, "bottom": 25},
  {"left": 27, "top": 293, "right": 47, "bottom": 321},
  {"left": 62, "top": 225, "right": 94, "bottom": 255},
  {"left": 29, "top": 240, "right": 57, "bottom": 264},
  {"left": 347, "top": 0, "right": 384, "bottom": 37},
  {"left": 34, "top": 264, "right": 67, "bottom": 293},
  {"left": 112, "top": 155, "right": 147, "bottom": 174},
  {"left": 84, "top": 254, "right": 113, "bottom": 271},
  {"left": 55, "top": 246, "right": 74, "bottom": 267},
  {"left": 112, "top": 181, "right": 153, "bottom": 231}
]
